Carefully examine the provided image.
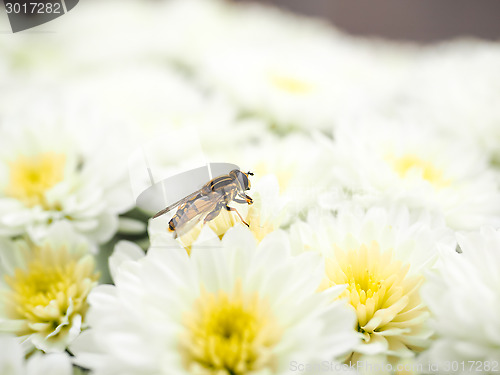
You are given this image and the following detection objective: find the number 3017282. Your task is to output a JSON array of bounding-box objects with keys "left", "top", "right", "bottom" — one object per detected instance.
[{"left": 5, "top": 2, "right": 61, "bottom": 14}]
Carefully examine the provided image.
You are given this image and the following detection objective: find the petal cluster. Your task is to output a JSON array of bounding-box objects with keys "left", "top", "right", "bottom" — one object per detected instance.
[
  {"left": 421, "top": 228, "right": 500, "bottom": 368},
  {"left": 0, "top": 224, "right": 99, "bottom": 352}
]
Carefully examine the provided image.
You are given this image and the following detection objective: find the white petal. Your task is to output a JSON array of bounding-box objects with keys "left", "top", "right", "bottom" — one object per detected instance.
[
  {"left": 109, "top": 241, "right": 145, "bottom": 281},
  {"left": 26, "top": 353, "right": 73, "bottom": 375},
  {"left": 0, "top": 335, "right": 24, "bottom": 375}
]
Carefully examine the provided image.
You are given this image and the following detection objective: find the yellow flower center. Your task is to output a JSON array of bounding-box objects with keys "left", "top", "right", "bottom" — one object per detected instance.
[
  {"left": 5, "top": 152, "right": 66, "bottom": 208},
  {"left": 3, "top": 242, "right": 99, "bottom": 341},
  {"left": 390, "top": 154, "right": 449, "bottom": 187},
  {"left": 180, "top": 284, "right": 281, "bottom": 374},
  {"left": 269, "top": 74, "right": 313, "bottom": 94},
  {"left": 324, "top": 241, "right": 426, "bottom": 348}
]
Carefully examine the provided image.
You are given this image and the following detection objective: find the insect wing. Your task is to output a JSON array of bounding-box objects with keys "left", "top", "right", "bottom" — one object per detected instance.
[
  {"left": 171, "top": 191, "right": 225, "bottom": 238},
  {"left": 152, "top": 190, "right": 202, "bottom": 219},
  {"left": 153, "top": 173, "right": 235, "bottom": 219}
]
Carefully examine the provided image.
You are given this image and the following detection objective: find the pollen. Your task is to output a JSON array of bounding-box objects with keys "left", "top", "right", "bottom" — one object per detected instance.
[
  {"left": 324, "top": 241, "right": 426, "bottom": 346},
  {"left": 5, "top": 152, "right": 66, "bottom": 208},
  {"left": 390, "top": 154, "right": 449, "bottom": 187},
  {"left": 180, "top": 283, "right": 281, "bottom": 374},
  {"left": 269, "top": 74, "right": 313, "bottom": 94},
  {"left": 3, "top": 242, "right": 99, "bottom": 342}
]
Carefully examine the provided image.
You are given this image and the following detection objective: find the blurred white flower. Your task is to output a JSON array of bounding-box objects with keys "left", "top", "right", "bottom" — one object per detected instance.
[
  {"left": 420, "top": 227, "right": 500, "bottom": 371},
  {"left": 0, "top": 0, "right": 169, "bottom": 81},
  {"left": 394, "top": 42, "right": 500, "bottom": 164},
  {"left": 324, "top": 121, "right": 500, "bottom": 231},
  {"left": 68, "top": 64, "right": 268, "bottom": 191},
  {"left": 158, "top": 0, "right": 414, "bottom": 131},
  {"left": 199, "top": 39, "right": 342, "bottom": 131},
  {"left": 72, "top": 226, "right": 358, "bottom": 374},
  {"left": 231, "top": 134, "right": 331, "bottom": 221},
  {"left": 159, "top": 0, "right": 340, "bottom": 70},
  {"left": 0, "top": 223, "right": 99, "bottom": 352},
  {"left": 65, "top": 64, "right": 216, "bottom": 143},
  {"left": 289, "top": 206, "right": 455, "bottom": 365},
  {"left": 0, "top": 115, "right": 133, "bottom": 243},
  {"left": 0, "top": 335, "right": 73, "bottom": 375}
]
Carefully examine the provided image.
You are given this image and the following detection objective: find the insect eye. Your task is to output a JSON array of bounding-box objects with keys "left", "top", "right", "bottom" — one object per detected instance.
[{"left": 238, "top": 173, "right": 249, "bottom": 190}]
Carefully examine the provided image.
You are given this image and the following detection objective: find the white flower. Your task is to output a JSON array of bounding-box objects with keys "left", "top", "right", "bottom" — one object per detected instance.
[
  {"left": 289, "top": 206, "right": 455, "bottom": 365},
  {"left": 197, "top": 18, "right": 410, "bottom": 130},
  {"left": 158, "top": 0, "right": 412, "bottom": 131},
  {"left": 395, "top": 41, "right": 500, "bottom": 164},
  {"left": 159, "top": 0, "right": 340, "bottom": 71},
  {"left": 71, "top": 226, "right": 359, "bottom": 375},
  {"left": 231, "top": 133, "right": 331, "bottom": 221},
  {"left": 65, "top": 65, "right": 221, "bottom": 143},
  {"left": 0, "top": 0, "right": 168, "bottom": 80},
  {"left": 81, "top": 66, "right": 268, "bottom": 203},
  {"left": 420, "top": 227, "right": 500, "bottom": 371},
  {"left": 0, "top": 223, "right": 99, "bottom": 352},
  {"left": 0, "top": 117, "right": 133, "bottom": 243},
  {"left": 0, "top": 335, "right": 73, "bottom": 375},
  {"left": 324, "top": 120, "right": 500, "bottom": 231}
]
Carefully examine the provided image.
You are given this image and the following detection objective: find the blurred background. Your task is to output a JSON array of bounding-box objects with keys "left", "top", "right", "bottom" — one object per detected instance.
[{"left": 237, "top": 0, "right": 500, "bottom": 42}]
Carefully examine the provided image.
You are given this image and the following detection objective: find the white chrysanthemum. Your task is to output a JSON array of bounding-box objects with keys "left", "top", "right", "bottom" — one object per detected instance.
[
  {"left": 159, "top": 0, "right": 341, "bottom": 71},
  {"left": 66, "top": 64, "right": 266, "bottom": 151},
  {"left": 395, "top": 41, "right": 500, "bottom": 165},
  {"left": 289, "top": 206, "right": 455, "bottom": 365},
  {"left": 66, "top": 66, "right": 267, "bottom": 197},
  {"left": 0, "top": 223, "right": 99, "bottom": 352},
  {"left": 198, "top": 25, "right": 410, "bottom": 131},
  {"left": 229, "top": 134, "right": 332, "bottom": 221},
  {"left": 0, "top": 117, "right": 133, "bottom": 243},
  {"left": 65, "top": 65, "right": 207, "bottom": 138},
  {"left": 71, "top": 226, "right": 359, "bottom": 375},
  {"left": 0, "top": 335, "right": 73, "bottom": 375},
  {"left": 149, "top": 174, "right": 287, "bottom": 252},
  {"left": 0, "top": 0, "right": 168, "bottom": 81},
  {"left": 324, "top": 121, "right": 500, "bottom": 231},
  {"left": 158, "top": 0, "right": 413, "bottom": 131},
  {"left": 420, "top": 227, "right": 500, "bottom": 371}
]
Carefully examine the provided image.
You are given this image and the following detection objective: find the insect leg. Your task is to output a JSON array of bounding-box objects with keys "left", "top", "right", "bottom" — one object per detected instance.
[
  {"left": 237, "top": 193, "right": 253, "bottom": 204},
  {"left": 233, "top": 197, "right": 247, "bottom": 204},
  {"left": 225, "top": 205, "right": 249, "bottom": 227}
]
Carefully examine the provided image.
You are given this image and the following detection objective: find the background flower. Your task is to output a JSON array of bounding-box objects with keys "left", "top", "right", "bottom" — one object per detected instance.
[
  {"left": 420, "top": 227, "right": 500, "bottom": 371},
  {"left": 0, "top": 223, "right": 99, "bottom": 352},
  {"left": 0, "top": 113, "right": 133, "bottom": 244},
  {"left": 0, "top": 335, "right": 73, "bottom": 375},
  {"left": 323, "top": 120, "right": 500, "bottom": 231},
  {"left": 290, "top": 206, "right": 455, "bottom": 365}
]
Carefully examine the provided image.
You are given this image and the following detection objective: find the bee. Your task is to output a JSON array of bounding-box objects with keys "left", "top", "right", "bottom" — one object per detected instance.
[{"left": 152, "top": 169, "right": 254, "bottom": 238}]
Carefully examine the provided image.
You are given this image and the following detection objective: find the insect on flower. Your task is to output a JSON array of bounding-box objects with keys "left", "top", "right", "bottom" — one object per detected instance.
[{"left": 152, "top": 169, "right": 254, "bottom": 238}]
